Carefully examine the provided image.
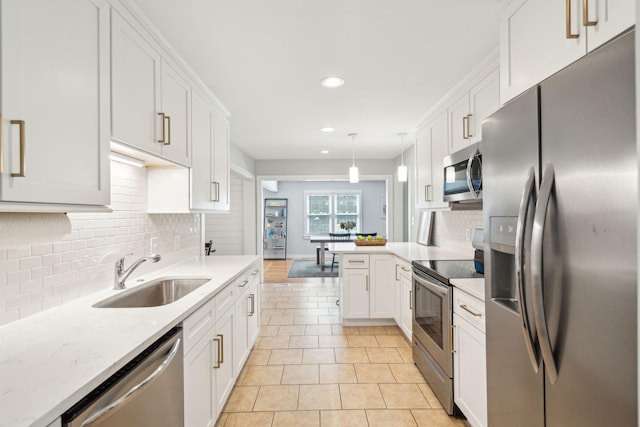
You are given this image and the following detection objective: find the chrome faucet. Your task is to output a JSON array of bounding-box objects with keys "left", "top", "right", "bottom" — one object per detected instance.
[{"left": 114, "top": 254, "right": 161, "bottom": 290}]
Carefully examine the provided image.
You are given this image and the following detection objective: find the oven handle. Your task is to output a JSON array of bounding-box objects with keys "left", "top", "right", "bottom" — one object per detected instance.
[{"left": 412, "top": 270, "right": 449, "bottom": 296}]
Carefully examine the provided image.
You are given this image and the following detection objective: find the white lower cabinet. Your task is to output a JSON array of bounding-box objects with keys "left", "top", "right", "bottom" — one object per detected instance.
[
  {"left": 369, "top": 254, "right": 396, "bottom": 318},
  {"left": 342, "top": 254, "right": 397, "bottom": 321},
  {"left": 395, "top": 258, "right": 413, "bottom": 341},
  {"left": 453, "top": 288, "right": 487, "bottom": 427},
  {"left": 183, "top": 263, "right": 260, "bottom": 427}
]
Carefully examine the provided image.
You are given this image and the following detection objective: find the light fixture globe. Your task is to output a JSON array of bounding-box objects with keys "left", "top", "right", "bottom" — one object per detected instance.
[
  {"left": 397, "top": 132, "right": 408, "bottom": 183},
  {"left": 348, "top": 133, "right": 359, "bottom": 183}
]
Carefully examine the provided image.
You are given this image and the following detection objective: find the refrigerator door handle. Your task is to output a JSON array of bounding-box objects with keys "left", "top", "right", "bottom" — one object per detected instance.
[
  {"left": 515, "top": 166, "right": 540, "bottom": 373},
  {"left": 465, "top": 148, "right": 480, "bottom": 199},
  {"left": 531, "top": 162, "right": 559, "bottom": 384}
]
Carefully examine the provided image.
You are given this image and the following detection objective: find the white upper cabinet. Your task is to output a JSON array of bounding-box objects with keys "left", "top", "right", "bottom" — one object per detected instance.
[
  {"left": 415, "top": 111, "right": 449, "bottom": 210},
  {"left": 212, "top": 110, "right": 230, "bottom": 211},
  {"left": 468, "top": 68, "right": 500, "bottom": 144},
  {"left": 585, "top": 0, "right": 635, "bottom": 52},
  {"left": 190, "top": 89, "right": 216, "bottom": 211},
  {"left": 500, "top": 0, "right": 634, "bottom": 103},
  {"left": 111, "top": 10, "right": 191, "bottom": 166},
  {"left": 0, "top": 0, "right": 110, "bottom": 210},
  {"left": 160, "top": 61, "right": 191, "bottom": 166}
]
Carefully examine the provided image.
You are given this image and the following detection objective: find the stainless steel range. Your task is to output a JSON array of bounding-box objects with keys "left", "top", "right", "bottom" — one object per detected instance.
[{"left": 411, "top": 259, "right": 482, "bottom": 414}]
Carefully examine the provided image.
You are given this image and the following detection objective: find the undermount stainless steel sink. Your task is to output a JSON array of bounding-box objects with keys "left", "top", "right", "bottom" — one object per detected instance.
[{"left": 94, "top": 278, "right": 211, "bottom": 308}]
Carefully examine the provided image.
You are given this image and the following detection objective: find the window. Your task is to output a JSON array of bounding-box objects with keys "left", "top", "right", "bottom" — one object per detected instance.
[{"left": 305, "top": 190, "right": 361, "bottom": 235}]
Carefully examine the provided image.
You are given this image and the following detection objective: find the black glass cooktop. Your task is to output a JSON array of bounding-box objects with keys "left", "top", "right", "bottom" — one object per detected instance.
[{"left": 411, "top": 259, "right": 483, "bottom": 284}]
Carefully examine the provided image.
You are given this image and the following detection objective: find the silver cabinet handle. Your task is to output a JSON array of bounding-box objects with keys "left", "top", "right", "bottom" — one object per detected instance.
[
  {"left": 425, "top": 184, "right": 432, "bottom": 202},
  {"left": 157, "top": 112, "right": 166, "bottom": 143},
  {"left": 459, "top": 304, "right": 482, "bottom": 317},
  {"left": 365, "top": 275, "right": 369, "bottom": 292},
  {"left": 349, "top": 260, "right": 365, "bottom": 264},
  {"left": 462, "top": 115, "right": 469, "bottom": 139},
  {"left": 395, "top": 264, "right": 400, "bottom": 281},
  {"left": 515, "top": 166, "right": 540, "bottom": 373},
  {"left": 239, "top": 280, "right": 249, "bottom": 288},
  {"left": 81, "top": 337, "right": 181, "bottom": 426},
  {"left": 211, "top": 181, "right": 220, "bottom": 202},
  {"left": 409, "top": 290, "right": 413, "bottom": 310},
  {"left": 213, "top": 336, "right": 221, "bottom": 368},
  {"left": 401, "top": 266, "right": 411, "bottom": 272},
  {"left": 531, "top": 162, "right": 558, "bottom": 384},
  {"left": 251, "top": 269, "right": 259, "bottom": 276},
  {"left": 10, "top": 120, "right": 25, "bottom": 177},
  {"left": 466, "top": 114, "right": 473, "bottom": 138},
  {"left": 248, "top": 294, "right": 255, "bottom": 316}
]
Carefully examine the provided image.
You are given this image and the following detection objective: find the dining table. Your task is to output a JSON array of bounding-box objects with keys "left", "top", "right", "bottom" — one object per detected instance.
[{"left": 309, "top": 235, "right": 351, "bottom": 271}]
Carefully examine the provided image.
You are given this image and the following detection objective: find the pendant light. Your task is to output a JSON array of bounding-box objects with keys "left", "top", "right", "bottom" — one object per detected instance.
[
  {"left": 397, "top": 132, "right": 408, "bottom": 182},
  {"left": 348, "top": 133, "right": 359, "bottom": 183}
]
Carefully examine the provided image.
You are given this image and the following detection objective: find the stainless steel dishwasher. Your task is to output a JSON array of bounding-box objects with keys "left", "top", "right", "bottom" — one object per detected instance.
[{"left": 62, "top": 327, "right": 184, "bottom": 427}]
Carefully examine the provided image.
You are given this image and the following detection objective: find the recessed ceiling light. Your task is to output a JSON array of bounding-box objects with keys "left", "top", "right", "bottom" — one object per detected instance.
[
  {"left": 321, "top": 150, "right": 329, "bottom": 154},
  {"left": 320, "top": 76, "right": 344, "bottom": 88},
  {"left": 320, "top": 127, "right": 335, "bottom": 133}
]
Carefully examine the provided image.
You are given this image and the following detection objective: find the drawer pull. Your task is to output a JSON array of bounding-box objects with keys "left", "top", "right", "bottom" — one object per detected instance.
[
  {"left": 582, "top": 0, "right": 597, "bottom": 26},
  {"left": 460, "top": 304, "right": 482, "bottom": 317},
  {"left": 565, "top": 0, "right": 579, "bottom": 39},
  {"left": 401, "top": 266, "right": 411, "bottom": 272},
  {"left": 212, "top": 336, "right": 221, "bottom": 368},
  {"left": 248, "top": 294, "right": 255, "bottom": 316},
  {"left": 239, "top": 280, "right": 249, "bottom": 288}
]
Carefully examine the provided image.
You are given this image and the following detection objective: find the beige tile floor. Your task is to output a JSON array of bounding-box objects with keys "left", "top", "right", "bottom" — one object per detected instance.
[{"left": 216, "top": 268, "right": 468, "bottom": 427}]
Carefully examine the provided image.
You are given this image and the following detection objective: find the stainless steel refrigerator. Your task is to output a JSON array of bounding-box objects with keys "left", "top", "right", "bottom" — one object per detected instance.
[{"left": 482, "top": 29, "right": 637, "bottom": 426}]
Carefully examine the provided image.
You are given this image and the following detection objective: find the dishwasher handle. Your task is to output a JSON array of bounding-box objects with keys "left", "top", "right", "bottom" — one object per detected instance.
[{"left": 80, "top": 337, "right": 182, "bottom": 426}]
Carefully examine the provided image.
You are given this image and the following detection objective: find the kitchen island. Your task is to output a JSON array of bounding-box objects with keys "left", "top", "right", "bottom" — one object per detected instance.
[{"left": 0, "top": 255, "right": 259, "bottom": 427}]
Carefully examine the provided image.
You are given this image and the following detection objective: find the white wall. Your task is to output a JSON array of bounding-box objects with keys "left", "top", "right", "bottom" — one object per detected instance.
[
  {"left": 263, "top": 180, "right": 387, "bottom": 258},
  {"left": 0, "top": 160, "right": 200, "bottom": 326}
]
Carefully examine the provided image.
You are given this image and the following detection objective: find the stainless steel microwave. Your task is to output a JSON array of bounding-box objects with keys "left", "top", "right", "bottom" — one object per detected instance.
[{"left": 443, "top": 142, "right": 482, "bottom": 202}]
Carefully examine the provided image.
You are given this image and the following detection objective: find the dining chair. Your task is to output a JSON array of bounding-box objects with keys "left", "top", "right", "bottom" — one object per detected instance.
[{"left": 329, "top": 233, "right": 352, "bottom": 271}]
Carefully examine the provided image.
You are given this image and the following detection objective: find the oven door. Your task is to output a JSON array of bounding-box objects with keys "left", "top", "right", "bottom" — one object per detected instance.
[{"left": 412, "top": 268, "right": 453, "bottom": 376}]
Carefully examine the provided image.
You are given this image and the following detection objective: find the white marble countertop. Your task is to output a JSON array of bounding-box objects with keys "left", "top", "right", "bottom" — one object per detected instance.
[
  {"left": 0, "top": 255, "right": 259, "bottom": 427},
  {"left": 327, "top": 242, "right": 472, "bottom": 263},
  {"left": 450, "top": 278, "right": 485, "bottom": 301}
]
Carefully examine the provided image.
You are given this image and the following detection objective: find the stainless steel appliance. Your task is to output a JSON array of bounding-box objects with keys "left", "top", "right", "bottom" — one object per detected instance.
[
  {"left": 443, "top": 141, "right": 482, "bottom": 203},
  {"left": 412, "top": 259, "right": 482, "bottom": 414},
  {"left": 62, "top": 328, "right": 184, "bottom": 427},
  {"left": 482, "top": 29, "right": 636, "bottom": 427}
]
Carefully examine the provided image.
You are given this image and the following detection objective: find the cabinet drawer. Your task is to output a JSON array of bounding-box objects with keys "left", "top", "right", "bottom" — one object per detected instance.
[
  {"left": 215, "top": 285, "right": 235, "bottom": 319},
  {"left": 342, "top": 254, "right": 369, "bottom": 269},
  {"left": 454, "top": 289, "right": 485, "bottom": 332},
  {"left": 395, "top": 258, "right": 412, "bottom": 280},
  {"left": 183, "top": 297, "right": 216, "bottom": 355}
]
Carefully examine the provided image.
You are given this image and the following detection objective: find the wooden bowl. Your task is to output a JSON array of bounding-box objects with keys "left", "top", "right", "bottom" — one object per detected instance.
[{"left": 353, "top": 239, "right": 387, "bottom": 246}]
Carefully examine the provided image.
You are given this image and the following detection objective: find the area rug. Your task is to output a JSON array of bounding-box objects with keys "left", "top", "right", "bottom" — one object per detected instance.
[{"left": 287, "top": 260, "right": 339, "bottom": 278}]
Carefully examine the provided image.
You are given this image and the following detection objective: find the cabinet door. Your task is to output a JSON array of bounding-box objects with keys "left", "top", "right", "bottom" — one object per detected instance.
[
  {"left": 454, "top": 313, "right": 487, "bottom": 427},
  {"left": 214, "top": 307, "right": 234, "bottom": 417},
  {"left": 414, "top": 126, "right": 432, "bottom": 210},
  {"left": 111, "top": 9, "right": 162, "bottom": 156},
  {"left": 448, "top": 93, "right": 470, "bottom": 153},
  {"left": 500, "top": 0, "right": 586, "bottom": 103},
  {"left": 342, "top": 269, "right": 369, "bottom": 319},
  {"left": 234, "top": 284, "right": 250, "bottom": 375},
  {"left": 369, "top": 255, "right": 396, "bottom": 318},
  {"left": 429, "top": 111, "right": 449, "bottom": 209},
  {"left": 160, "top": 61, "right": 191, "bottom": 166},
  {"left": 247, "top": 269, "right": 261, "bottom": 346},
  {"left": 212, "top": 110, "right": 230, "bottom": 211},
  {"left": 399, "top": 270, "right": 413, "bottom": 341},
  {"left": 585, "top": 0, "right": 635, "bottom": 52},
  {"left": 0, "top": 0, "right": 110, "bottom": 206},
  {"left": 191, "top": 89, "right": 215, "bottom": 210},
  {"left": 184, "top": 329, "right": 216, "bottom": 427},
  {"left": 469, "top": 69, "right": 500, "bottom": 144}
]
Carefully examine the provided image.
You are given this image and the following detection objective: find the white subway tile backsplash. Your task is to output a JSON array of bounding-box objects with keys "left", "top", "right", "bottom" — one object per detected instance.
[{"left": 0, "top": 160, "right": 201, "bottom": 326}]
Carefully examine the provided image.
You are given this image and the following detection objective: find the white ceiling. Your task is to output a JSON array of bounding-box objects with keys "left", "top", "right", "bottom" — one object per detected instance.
[{"left": 131, "top": 0, "right": 502, "bottom": 161}]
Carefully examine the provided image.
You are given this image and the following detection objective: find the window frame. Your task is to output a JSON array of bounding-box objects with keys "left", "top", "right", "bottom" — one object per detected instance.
[{"left": 304, "top": 190, "right": 362, "bottom": 237}]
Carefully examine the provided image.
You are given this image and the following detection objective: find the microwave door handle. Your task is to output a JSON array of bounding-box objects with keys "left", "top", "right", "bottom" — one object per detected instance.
[
  {"left": 466, "top": 148, "right": 479, "bottom": 199},
  {"left": 515, "top": 167, "right": 540, "bottom": 373},
  {"left": 531, "top": 163, "right": 559, "bottom": 385}
]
